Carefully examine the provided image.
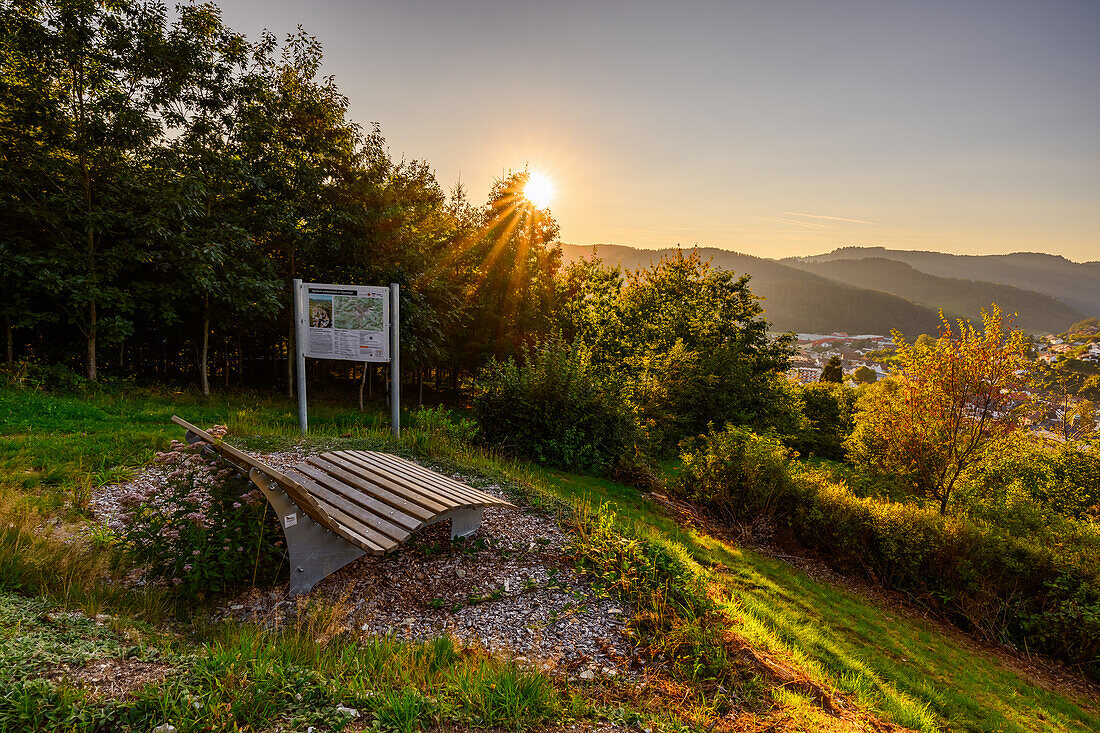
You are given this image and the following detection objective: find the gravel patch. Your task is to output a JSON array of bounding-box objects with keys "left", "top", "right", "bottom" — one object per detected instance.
[{"left": 91, "top": 451, "right": 636, "bottom": 681}]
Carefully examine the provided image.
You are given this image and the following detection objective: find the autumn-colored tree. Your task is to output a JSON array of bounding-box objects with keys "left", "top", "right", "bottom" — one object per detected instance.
[{"left": 847, "top": 306, "right": 1033, "bottom": 514}]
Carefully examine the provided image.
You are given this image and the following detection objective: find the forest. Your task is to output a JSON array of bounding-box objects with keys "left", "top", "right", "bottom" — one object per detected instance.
[{"left": 1, "top": 0, "right": 565, "bottom": 394}]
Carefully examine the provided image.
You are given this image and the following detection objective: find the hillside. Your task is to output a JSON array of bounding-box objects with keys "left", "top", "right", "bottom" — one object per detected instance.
[
  {"left": 782, "top": 257, "right": 1084, "bottom": 333},
  {"left": 562, "top": 244, "right": 943, "bottom": 336},
  {"left": 798, "top": 247, "right": 1100, "bottom": 316}
]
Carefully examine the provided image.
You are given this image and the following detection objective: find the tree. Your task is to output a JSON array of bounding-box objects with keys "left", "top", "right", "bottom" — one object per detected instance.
[
  {"left": 847, "top": 306, "right": 1033, "bottom": 514},
  {"left": 562, "top": 249, "right": 794, "bottom": 450},
  {"left": 235, "top": 27, "right": 365, "bottom": 396},
  {"left": 7, "top": 0, "right": 203, "bottom": 380},
  {"left": 819, "top": 356, "right": 843, "bottom": 383},
  {"left": 461, "top": 170, "right": 561, "bottom": 366},
  {"left": 852, "top": 365, "right": 878, "bottom": 384}
]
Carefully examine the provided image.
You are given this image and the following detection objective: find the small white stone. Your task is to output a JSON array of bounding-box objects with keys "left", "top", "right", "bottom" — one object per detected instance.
[
  {"left": 579, "top": 669, "right": 594, "bottom": 680},
  {"left": 503, "top": 580, "right": 510, "bottom": 592},
  {"left": 153, "top": 725, "right": 177, "bottom": 733},
  {"left": 608, "top": 607, "right": 622, "bottom": 614},
  {"left": 230, "top": 604, "right": 244, "bottom": 610},
  {"left": 455, "top": 567, "right": 465, "bottom": 578},
  {"left": 336, "top": 706, "right": 359, "bottom": 718}
]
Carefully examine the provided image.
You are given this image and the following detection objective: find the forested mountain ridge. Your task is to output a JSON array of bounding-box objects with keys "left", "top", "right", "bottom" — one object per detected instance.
[
  {"left": 795, "top": 247, "right": 1100, "bottom": 316},
  {"left": 781, "top": 256, "right": 1084, "bottom": 333},
  {"left": 561, "top": 244, "right": 944, "bottom": 336},
  {"left": 563, "top": 243, "right": 1089, "bottom": 336}
]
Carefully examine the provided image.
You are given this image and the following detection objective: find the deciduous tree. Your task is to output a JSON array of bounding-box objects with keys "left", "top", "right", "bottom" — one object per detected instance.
[{"left": 847, "top": 306, "right": 1033, "bottom": 514}]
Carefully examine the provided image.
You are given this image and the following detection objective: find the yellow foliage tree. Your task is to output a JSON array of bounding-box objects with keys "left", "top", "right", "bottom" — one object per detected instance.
[{"left": 847, "top": 305, "right": 1033, "bottom": 514}]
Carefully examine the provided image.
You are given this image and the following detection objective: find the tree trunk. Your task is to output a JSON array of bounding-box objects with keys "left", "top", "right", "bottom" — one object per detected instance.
[
  {"left": 418, "top": 366, "right": 423, "bottom": 407},
  {"left": 86, "top": 300, "right": 97, "bottom": 381},
  {"left": 4, "top": 314, "right": 12, "bottom": 363},
  {"left": 200, "top": 296, "right": 210, "bottom": 396},
  {"left": 358, "top": 362, "right": 368, "bottom": 411}
]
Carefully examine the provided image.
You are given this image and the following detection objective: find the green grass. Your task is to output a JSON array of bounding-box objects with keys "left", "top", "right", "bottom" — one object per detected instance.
[
  {"left": 0, "top": 591, "right": 572, "bottom": 733},
  {"left": 3, "top": 384, "right": 1100, "bottom": 732},
  {"left": 538, "top": 473, "right": 1100, "bottom": 732}
]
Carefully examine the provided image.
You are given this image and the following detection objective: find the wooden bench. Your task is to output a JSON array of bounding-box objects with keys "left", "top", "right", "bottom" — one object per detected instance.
[{"left": 171, "top": 416, "right": 514, "bottom": 595}]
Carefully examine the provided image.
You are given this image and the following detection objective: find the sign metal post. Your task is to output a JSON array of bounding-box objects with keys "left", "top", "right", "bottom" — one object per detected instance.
[
  {"left": 390, "top": 283, "right": 400, "bottom": 439},
  {"left": 294, "top": 278, "right": 308, "bottom": 435}
]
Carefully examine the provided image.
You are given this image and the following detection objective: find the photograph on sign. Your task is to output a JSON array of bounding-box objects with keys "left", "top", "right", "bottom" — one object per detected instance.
[{"left": 300, "top": 283, "right": 390, "bottom": 362}]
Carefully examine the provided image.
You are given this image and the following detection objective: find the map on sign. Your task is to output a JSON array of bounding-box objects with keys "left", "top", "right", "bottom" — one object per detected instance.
[
  {"left": 334, "top": 295, "right": 384, "bottom": 332},
  {"left": 299, "top": 282, "right": 390, "bottom": 362}
]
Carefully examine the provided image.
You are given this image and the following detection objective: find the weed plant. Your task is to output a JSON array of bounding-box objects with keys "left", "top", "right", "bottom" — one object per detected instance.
[{"left": 114, "top": 434, "right": 283, "bottom": 596}]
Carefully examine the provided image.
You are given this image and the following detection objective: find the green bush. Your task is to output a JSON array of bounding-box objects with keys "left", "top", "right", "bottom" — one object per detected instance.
[
  {"left": 473, "top": 336, "right": 637, "bottom": 472},
  {"left": 788, "top": 382, "right": 857, "bottom": 460},
  {"left": 0, "top": 360, "right": 88, "bottom": 392},
  {"left": 114, "top": 431, "right": 282, "bottom": 597},
  {"left": 672, "top": 424, "right": 1100, "bottom": 678},
  {"left": 411, "top": 405, "right": 479, "bottom": 445},
  {"left": 675, "top": 424, "right": 795, "bottom": 519}
]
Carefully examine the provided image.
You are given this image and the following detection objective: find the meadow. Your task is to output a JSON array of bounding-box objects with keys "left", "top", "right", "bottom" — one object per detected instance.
[{"left": 2, "top": 385, "right": 1098, "bottom": 732}]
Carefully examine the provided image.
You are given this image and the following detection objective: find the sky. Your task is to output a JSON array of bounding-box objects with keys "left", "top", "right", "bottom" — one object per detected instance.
[{"left": 213, "top": 0, "right": 1099, "bottom": 261}]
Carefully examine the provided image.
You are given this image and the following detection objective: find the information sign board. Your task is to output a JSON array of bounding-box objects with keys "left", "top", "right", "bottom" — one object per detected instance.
[{"left": 298, "top": 283, "right": 389, "bottom": 362}]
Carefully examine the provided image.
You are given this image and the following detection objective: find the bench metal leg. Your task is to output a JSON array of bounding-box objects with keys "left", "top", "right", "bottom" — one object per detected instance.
[
  {"left": 249, "top": 469, "right": 365, "bottom": 596},
  {"left": 449, "top": 508, "right": 485, "bottom": 539}
]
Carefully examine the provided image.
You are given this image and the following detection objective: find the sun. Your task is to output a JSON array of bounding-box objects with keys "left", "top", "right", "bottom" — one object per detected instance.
[{"left": 523, "top": 171, "right": 555, "bottom": 209}]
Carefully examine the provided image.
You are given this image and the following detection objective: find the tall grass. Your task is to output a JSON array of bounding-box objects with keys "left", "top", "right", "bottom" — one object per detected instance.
[{"left": 0, "top": 489, "right": 170, "bottom": 622}]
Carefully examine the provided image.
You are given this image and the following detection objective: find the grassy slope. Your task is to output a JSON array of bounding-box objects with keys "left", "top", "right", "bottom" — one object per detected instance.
[
  {"left": 3, "top": 386, "right": 1099, "bottom": 731},
  {"left": 544, "top": 473, "right": 1098, "bottom": 733}
]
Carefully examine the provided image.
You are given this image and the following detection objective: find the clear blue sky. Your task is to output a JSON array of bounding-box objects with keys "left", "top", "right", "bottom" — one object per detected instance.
[{"left": 214, "top": 0, "right": 1099, "bottom": 260}]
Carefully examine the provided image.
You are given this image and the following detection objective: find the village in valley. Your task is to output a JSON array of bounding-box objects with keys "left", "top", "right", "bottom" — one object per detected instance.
[{"left": 788, "top": 321, "right": 1100, "bottom": 440}]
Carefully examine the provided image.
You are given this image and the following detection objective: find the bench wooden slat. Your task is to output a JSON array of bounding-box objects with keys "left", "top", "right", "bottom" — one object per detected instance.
[
  {"left": 308, "top": 454, "right": 440, "bottom": 520},
  {"left": 345, "top": 451, "right": 490, "bottom": 508},
  {"left": 343, "top": 450, "right": 477, "bottom": 508},
  {"left": 323, "top": 452, "right": 450, "bottom": 514},
  {"left": 311, "top": 498, "right": 395, "bottom": 554},
  {"left": 285, "top": 468, "right": 407, "bottom": 549},
  {"left": 288, "top": 466, "right": 414, "bottom": 542},
  {"left": 331, "top": 451, "right": 465, "bottom": 511},
  {"left": 359, "top": 451, "right": 502, "bottom": 507},
  {"left": 312, "top": 508, "right": 388, "bottom": 555},
  {"left": 365, "top": 451, "right": 500, "bottom": 504},
  {"left": 299, "top": 459, "right": 424, "bottom": 532}
]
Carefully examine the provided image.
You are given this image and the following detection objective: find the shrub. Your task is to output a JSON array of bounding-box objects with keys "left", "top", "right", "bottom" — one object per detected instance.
[
  {"left": 473, "top": 336, "right": 637, "bottom": 472},
  {"left": 0, "top": 360, "right": 87, "bottom": 392},
  {"left": 788, "top": 382, "right": 857, "bottom": 460},
  {"left": 674, "top": 424, "right": 795, "bottom": 519},
  {"left": 411, "top": 405, "right": 479, "bottom": 445},
  {"left": 113, "top": 430, "right": 282, "bottom": 597}
]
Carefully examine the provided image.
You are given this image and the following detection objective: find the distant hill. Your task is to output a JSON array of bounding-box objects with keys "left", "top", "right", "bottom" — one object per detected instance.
[
  {"left": 796, "top": 247, "right": 1100, "bottom": 316},
  {"left": 561, "top": 244, "right": 944, "bottom": 337},
  {"left": 781, "top": 257, "right": 1084, "bottom": 333}
]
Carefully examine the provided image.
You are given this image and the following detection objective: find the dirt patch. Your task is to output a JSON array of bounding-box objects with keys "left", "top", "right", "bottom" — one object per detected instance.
[{"left": 45, "top": 657, "right": 173, "bottom": 700}]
